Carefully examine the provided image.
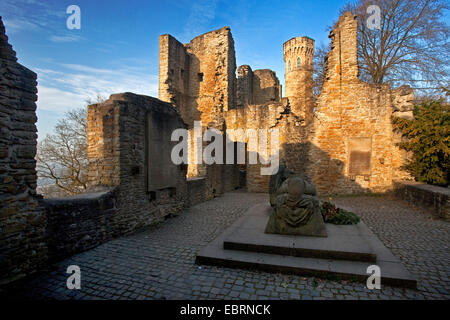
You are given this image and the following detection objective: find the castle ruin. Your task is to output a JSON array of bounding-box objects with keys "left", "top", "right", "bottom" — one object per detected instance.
[
  {"left": 157, "top": 12, "right": 414, "bottom": 194},
  {"left": 0, "top": 12, "right": 418, "bottom": 285}
]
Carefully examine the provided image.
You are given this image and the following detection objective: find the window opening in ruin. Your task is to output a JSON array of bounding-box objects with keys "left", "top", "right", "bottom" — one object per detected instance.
[
  {"left": 288, "top": 61, "right": 291, "bottom": 72},
  {"left": 297, "top": 57, "right": 301, "bottom": 69},
  {"left": 198, "top": 73, "right": 204, "bottom": 82}
]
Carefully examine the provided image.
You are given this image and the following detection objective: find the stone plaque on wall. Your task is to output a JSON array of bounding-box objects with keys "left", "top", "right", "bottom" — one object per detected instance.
[
  {"left": 348, "top": 137, "right": 371, "bottom": 176},
  {"left": 147, "top": 111, "right": 179, "bottom": 191}
]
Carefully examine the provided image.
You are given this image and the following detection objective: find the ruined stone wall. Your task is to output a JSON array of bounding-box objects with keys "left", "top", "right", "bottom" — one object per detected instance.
[
  {"left": 229, "top": 65, "right": 289, "bottom": 193},
  {"left": 159, "top": 27, "right": 236, "bottom": 128},
  {"left": 185, "top": 28, "right": 239, "bottom": 191},
  {"left": 252, "top": 69, "right": 281, "bottom": 105},
  {"left": 159, "top": 27, "right": 240, "bottom": 193},
  {"left": 157, "top": 15, "right": 412, "bottom": 195},
  {"left": 236, "top": 66, "right": 281, "bottom": 107},
  {"left": 87, "top": 93, "right": 188, "bottom": 234},
  {"left": 0, "top": 17, "right": 47, "bottom": 284},
  {"left": 22, "top": 92, "right": 219, "bottom": 268},
  {"left": 185, "top": 25, "right": 236, "bottom": 121},
  {"left": 159, "top": 34, "right": 191, "bottom": 123},
  {"left": 86, "top": 98, "right": 121, "bottom": 186},
  {"left": 226, "top": 98, "right": 309, "bottom": 192},
  {"left": 307, "top": 12, "right": 411, "bottom": 194},
  {"left": 237, "top": 65, "right": 253, "bottom": 108},
  {"left": 159, "top": 27, "right": 288, "bottom": 194}
]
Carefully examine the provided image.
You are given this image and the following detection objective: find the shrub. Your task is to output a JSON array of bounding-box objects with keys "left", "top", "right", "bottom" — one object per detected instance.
[
  {"left": 392, "top": 100, "right": 449, "bottom": 186},
  {"left": 320, "top": 201, "right": 360, "bottom": 225}
]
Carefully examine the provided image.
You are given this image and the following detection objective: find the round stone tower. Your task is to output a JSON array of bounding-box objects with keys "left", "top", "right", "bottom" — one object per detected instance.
[{"left": 283, "top": 36, "right": 314, "bottom": 122}]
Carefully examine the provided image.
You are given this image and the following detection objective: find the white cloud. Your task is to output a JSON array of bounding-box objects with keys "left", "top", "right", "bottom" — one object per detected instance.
[
  {"left": 49, "top": 34, "right": 84, "bottom": 43},
  {"left": 1, "top": 1, "right": 51, "bottom": 24},
  {"left": 35, "top": 64, "right": 159, "bottom": 113},
  {"left": 182, "top": 0, "right": 218, "bottom": 40},
  {"left": 2, "top": 17, "right": 41, "bottom": 32},
  {"left": 60, "top": 64, "right": 117, "bottom": 74},
  {"left": 37, "top": 86, "right": 86, "bottom": 113},
  {"left": 1, "top": 0, "right": 71, "bottom": 35}
]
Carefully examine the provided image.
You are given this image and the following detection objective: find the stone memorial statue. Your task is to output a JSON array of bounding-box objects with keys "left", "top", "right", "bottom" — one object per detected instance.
[{"left": 265, "top": 163, "right": 327, "bottom": 237}]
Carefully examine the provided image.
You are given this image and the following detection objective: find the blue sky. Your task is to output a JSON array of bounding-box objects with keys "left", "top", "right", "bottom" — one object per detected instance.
[{"left": 0, "top": 0, "right": 348, "bottom": 139}]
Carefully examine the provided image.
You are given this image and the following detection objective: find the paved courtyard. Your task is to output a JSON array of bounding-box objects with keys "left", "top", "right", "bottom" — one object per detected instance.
[{"left": 3, "top": 191, "right": 449, "bottom": 300}]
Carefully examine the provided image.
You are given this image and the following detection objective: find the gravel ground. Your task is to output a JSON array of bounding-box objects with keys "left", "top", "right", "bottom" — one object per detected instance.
[{"left": 3, "top": 191, "right": 449, "bottom": 300}]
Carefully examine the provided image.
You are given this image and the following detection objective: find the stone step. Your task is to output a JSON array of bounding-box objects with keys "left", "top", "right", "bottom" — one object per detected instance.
[
  {"left": 222, "top": 203, "right": 378, "bottom": 262},
  {"left": 223, "top": 239, "right": 377, "bottom": 263},
  {"left": 196, "top": 243, "right": 417, "bottom": 289},
  {"left": 196, "top": 203, "right": 417, "bottom": 289}
]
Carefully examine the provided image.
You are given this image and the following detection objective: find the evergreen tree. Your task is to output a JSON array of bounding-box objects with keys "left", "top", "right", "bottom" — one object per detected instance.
[{"left": 393, "top": 100, "right": 449, "bottom": 186}]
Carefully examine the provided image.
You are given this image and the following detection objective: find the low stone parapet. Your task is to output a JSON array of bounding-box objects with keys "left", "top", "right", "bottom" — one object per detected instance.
[
  {"left": 393, "top": 181, "right": 450, "bottom": 221},
  {"left": 42, "top": 188, "right": 117, "bottom": 262}
]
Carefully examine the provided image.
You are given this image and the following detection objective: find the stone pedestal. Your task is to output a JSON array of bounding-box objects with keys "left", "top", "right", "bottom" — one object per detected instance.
[{"left": 196, "top": 203, "right": 417, "bottom": 289}]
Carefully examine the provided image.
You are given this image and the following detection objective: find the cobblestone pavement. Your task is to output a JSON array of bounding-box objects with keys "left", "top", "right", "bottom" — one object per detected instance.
[{"left": 4, "top": 191, "right": 449, "bottom": 300}]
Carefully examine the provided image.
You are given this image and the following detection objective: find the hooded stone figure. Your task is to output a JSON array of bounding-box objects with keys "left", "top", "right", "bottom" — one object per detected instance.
[{"left": 265, "top": 163, "right": 327, "bottom": 237}]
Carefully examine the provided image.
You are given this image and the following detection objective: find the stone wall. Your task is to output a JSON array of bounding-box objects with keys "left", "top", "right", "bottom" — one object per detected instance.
[
  {"left": 236, "top": 65, "right": 281, "bottom": 107},
  {"left": 159, "top": 34, "right": 191, "bottom": 123},
  {"left": 87, "top": 93, "right": 189, "bottom": 234},
  {"left": 159, "top": 27, "right": 236, "bottom": 128},
  {"left": 0, "top": 10, "right": 425, "bottom": 286},
  {"left": 159, "top": 27, "right": 241, "bottom": 194},
  {"left": 42, "top": 189, "right": 117, "bottom": 262},
  {"left": 187, "top": 177, "right": 207, "bottom": 206},
  {"left": 237, "top": 65, "right": 253, "bottom": 108},
  {"left": 252, "top": 69, "right": 281, "bottom": 105},
  {"left": 0, "top": 17, "right": 47, "bottom": 285},
  {"left": 305, "top": 12, "right": 411, "bottom": 194},
  {"left": 185, "top": 27, "right": 236, "bottom": 126},
  {"left": 157, "top": 12, "right": 412, "bottom": 196},
  {"left": 40, "top": 90, "right": 241, "bottom": 265},
  {"left": 393, "top": 181, "right": 450, "bottom": 221},
  {"left": 226, "top": 98, "right": 308, "bottom": 192}
]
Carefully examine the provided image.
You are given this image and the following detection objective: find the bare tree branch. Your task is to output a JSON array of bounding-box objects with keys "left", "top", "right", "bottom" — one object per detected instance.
[
  {"left": 315, "top": 0, "right": 449, "bottom": 98},
  {"left": 36, "top": 95, "right": 106, "bottom": 198}
]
